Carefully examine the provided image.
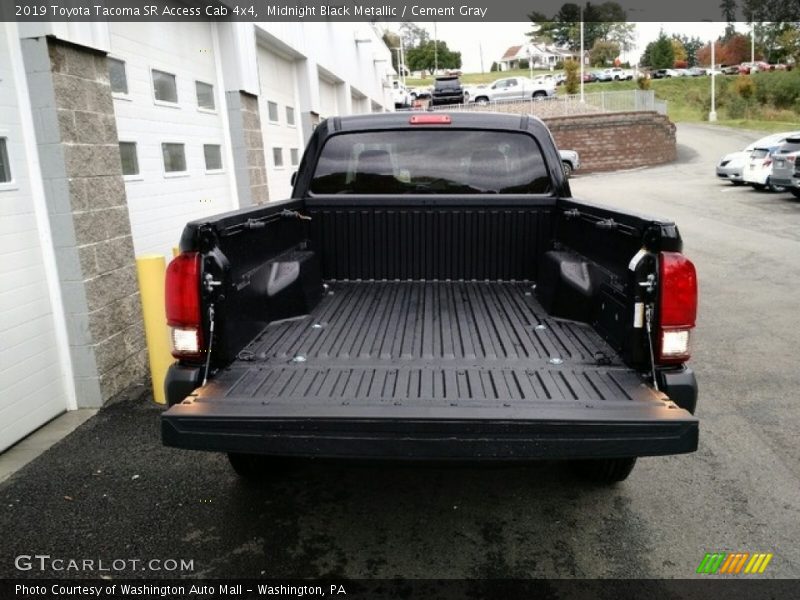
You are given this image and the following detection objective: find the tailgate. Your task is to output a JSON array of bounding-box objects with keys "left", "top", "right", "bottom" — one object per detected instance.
[{"left": 162, "top": 389, "right": 697, "bottom": 460}]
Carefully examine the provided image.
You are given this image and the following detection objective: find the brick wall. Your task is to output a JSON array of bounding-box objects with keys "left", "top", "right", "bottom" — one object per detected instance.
[
  {"left": 227, "top": 91, "right": 269, "bottom": 206},
  {"left": 543, "top": 111, "right": 677, "bottom": 173},
  {"left": 23, "top": 37, "right": 146, "bottom": 406}
]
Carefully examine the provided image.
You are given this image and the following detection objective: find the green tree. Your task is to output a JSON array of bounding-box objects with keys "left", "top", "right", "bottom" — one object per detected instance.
[
  {"left": 406, "top": 40, "right": 462, "bottom": 75},
  {"left": 589, "top": 39, "right": 620, "bottom": 66},
  {"left": 644, "top": 31, "right": 675, "bottom": 69},
  {"left": 564, "top": 58, "right": 580, "bottom": 94},
  {"left": 382, "top": 30, "right": 401, "bottom": 74},
  {"left": 399, "top": 22, "right": 429, "bottom": 50},
  {"left": 720, "top": 0, "right": 737, "bottom": 39},
  {"left": 527, "top": 2, "right": 633, "bottom": 52}
]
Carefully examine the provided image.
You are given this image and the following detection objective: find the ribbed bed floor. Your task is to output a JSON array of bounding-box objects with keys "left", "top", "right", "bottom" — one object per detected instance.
[{"left": 198, "top": 281, "right": 659, "bottom": 408}]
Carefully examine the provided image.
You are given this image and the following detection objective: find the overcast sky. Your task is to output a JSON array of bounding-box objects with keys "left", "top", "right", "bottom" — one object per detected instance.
[{"left": 408, "top": 22, "right": 743, "bottom": 72}]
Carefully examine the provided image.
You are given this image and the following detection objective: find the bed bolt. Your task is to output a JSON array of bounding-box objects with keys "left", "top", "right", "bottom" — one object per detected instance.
[
  {"left": 311, "top": 323, "right": 323, "bottom": 329},
  {"left": 535, "top": 324, "right": 547, "bottom": 330},
  {"left": 291, "top": 355, "right": 307, "bottom": 363},
  {"left": 549, "top": 357, "right": 563, "bottom": 365}
]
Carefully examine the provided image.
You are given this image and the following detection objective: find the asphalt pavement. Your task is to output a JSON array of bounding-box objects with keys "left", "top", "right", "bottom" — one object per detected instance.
[{"left": 1, "top": 123, "right": 798, "bottom": 580}]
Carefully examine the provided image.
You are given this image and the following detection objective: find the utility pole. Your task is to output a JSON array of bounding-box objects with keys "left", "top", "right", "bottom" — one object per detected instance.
[
  {"left": 434, "top": 22, "right": 438, "bottom": 74},
  {"left": 479, "top": 42, "right": 484, "bottom": 73},
  {"left": 580, "top": 6, "right": 585, "bottom": 102},
  {"left": 400, "top": 35, "right": 406, "bottom": 86},
  {"left": 751, "top": 22, "right": 755, "bottom": 64},
  {"left": 709, "top": 38, "right": 717, "bottom": 121}
]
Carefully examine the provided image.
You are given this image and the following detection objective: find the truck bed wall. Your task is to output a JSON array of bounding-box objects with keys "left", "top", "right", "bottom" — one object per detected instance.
[
  {"left": 180, "top": 196, "right": 676, "bottom": 370},
  {"left": 305, "top": 197, "right": 555, "bottom": 281}
]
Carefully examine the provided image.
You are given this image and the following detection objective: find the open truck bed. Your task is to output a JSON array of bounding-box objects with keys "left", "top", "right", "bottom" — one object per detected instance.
[
  {"left": 162, "top": 281, "right": 697, "bottom": 459},
  {"left": 161, "top": 112, "right": 699, "bottom": 473}
]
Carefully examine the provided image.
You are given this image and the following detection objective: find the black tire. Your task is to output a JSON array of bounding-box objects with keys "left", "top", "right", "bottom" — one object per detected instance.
[
  {"left": 562, "top": 161, "right": 573, "bottom": 178},
  {"left": 752, "top": 183, "right": 766, "bottom": 191},
  {"left": 475, "top": 96, "right": 489, "bottom": 106},
  {"left": 731, "top": 180, "right": 744, "bottom": 186},
  {"left": 228, "top": 453, "right": 289, "bottom": 483},
  {"left": 571, "top": 457, "right": 637, "bottom": 484},
  {"left": 791, "top": 189, "right": 800, "bottom": 198},
  {"left": 533, "top": 91, "right": 547, "bottom": 99},
  {"left": 767, "top": 178, "right": 786, "bottom": 193}
]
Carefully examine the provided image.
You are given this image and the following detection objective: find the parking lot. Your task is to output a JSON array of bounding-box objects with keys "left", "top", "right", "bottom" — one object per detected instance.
[{"left": 1, "top": 123, "right": 799, "bottom": 580}]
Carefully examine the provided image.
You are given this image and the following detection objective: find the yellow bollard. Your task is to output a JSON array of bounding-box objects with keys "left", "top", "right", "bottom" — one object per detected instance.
[{"left": 135, "top": 254, "right": 173, "bottom": 404}]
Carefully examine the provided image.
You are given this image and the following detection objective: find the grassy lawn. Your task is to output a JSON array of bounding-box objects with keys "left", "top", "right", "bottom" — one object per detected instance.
[{"left": 405, "top": 71, "right": 800, "bottom": 132}]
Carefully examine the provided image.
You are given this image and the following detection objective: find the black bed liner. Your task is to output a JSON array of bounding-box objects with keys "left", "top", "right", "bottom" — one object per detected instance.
[{"left": 163, "top": 282, "right": 698, "bottom": 459}]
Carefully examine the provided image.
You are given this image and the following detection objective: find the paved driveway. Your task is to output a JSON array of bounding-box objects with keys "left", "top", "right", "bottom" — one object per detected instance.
[{"left": 1, "top": 124, "right": 799, "bottom": 579}]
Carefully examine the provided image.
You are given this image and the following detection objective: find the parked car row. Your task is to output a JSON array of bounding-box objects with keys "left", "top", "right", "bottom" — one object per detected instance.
[{"left": 716, "top": 131, "right": 800, "bottom": 197}]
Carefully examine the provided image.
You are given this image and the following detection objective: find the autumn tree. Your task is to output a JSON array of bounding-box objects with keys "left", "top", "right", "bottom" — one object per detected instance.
[
  {"left": 671, "top": 39, "right": 687, "bottom": 65},
  {"left": 589, "top": 39, "right": 620, "bottom": 66}
]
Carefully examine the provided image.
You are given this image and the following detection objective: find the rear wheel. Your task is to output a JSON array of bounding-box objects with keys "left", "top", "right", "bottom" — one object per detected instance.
[
  {"left": 228, "top": 453, "right": 289, "bottom": 483},
  {"left": 791, "top": 189, "right": 800, "bottom": 198},
  {"left": 476, "top": 96, "right": 489, "bottom": 106},
  {"left": 731, "top": 180, "right": 744, "bottom": 186},
  {"left": 533, "top": 91, "right": 547, "bottom": 99},
  {"left": 752, "top": 183, "right": 766, "bottom": 191},
  {"left": 562, "top": 161, "right": 573, "bottom": 178},
  {"left": 767, "top": 178, "right": 786, "bottom": 193},
  {"left": 571, "top": 457, "right": 637, "bottom": 484}
]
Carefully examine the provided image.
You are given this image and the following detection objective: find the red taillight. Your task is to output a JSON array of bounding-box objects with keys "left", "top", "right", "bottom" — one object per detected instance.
[
  {"left": 657, "top": 252, "right": 697, "bottom": 364},
  {"left": 165, "top": 252, "right": 203, "bottom": 359},
  {"left": 409, "top": 114, "right": 451, "bottom": 125}
]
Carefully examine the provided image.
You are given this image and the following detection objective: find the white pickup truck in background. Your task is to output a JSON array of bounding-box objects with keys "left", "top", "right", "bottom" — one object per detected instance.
[{"left": 464, "top": 76, "right": 556, "bottom": 105}]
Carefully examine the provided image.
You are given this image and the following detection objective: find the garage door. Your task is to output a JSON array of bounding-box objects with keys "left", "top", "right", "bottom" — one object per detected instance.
[
  {"left": 351, "top": 89, "right": 369, "bottom": 115},
  {"left": 318, "top": 77, "right": 339, "bottom": 119},
  {"left": 0, "top": 25, "right": 71, "bottom": 451},
  {"left": 110, "top": 22, "right": 235, "bottom": 258},
  {"left": 258, "top": 46, "right": 303, "bottom": 201}
]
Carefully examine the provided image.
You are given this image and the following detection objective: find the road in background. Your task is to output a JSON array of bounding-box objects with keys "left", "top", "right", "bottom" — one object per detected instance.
[{"left": 1, "top": 124, "right": 798, "bottom": 579}]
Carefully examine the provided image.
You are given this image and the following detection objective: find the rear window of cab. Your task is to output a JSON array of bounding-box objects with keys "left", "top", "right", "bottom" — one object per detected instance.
[{"left": 309, "top": 129, "right": 552, "bottom": 195}]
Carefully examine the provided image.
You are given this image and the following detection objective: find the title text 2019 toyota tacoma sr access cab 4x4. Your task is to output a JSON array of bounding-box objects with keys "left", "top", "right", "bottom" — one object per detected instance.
[{"left": 160, "top": 112, "right": 699, "bottom": 484}]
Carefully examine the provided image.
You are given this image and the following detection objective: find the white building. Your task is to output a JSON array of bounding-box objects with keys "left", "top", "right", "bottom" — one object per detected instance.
[
  {"left": 0, "top": 21, "right": 393, "bottom": 452},
  {"left": 498, "top": 43, "right": 581, "bottom": 71}
]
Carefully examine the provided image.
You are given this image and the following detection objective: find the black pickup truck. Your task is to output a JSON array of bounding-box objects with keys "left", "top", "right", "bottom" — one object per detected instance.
[{"left": 161, "top": 112, "right": 698, "bottom": 484}]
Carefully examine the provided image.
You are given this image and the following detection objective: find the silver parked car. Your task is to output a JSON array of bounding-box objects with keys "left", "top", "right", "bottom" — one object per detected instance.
[
  {"left": 769, "top": 140, "right": 800, "bottom": 199},
  {"left": 716, "top": 131, "right": 800, "bottom": 185},
  {"left": 559, "top": 149, "right": 580, "bottom": 177}
]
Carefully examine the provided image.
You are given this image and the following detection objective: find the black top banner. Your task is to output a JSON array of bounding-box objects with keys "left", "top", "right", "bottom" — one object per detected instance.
[{"left": 4, "top": 0, "right": 800, "bottom": 22}]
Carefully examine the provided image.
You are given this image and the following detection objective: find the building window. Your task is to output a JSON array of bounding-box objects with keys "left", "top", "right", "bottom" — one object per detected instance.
[
  {"left": 272, "top": 147, "right": 283, "bottom": 168},
  {"left": 203, "top": 144, "right": 222, "bottom": 171},
  {"left": 290, "top": 148, "right": 299, "bottom": 166},
  {"left": 152, "top": 69, "right": 178, "bottom": 103},
  {"left": 162, "top": 143, "right": 186, "bottom": 173},
  {"left": 119, "top": 142, "right": 139, "bottom": 176},
  {"left": 108, "top": 58, "right": 128, "bottom": 95},
  {"left": 286, "top": 106, "right": 295, "bottom": 126},
  {"left": 195, "top": 81, "right": 215, "bottom": 110},
  {"left": 0, "top": 138, "right": 11, "bottom": 183},
  {"left": 267, "top": 101, "right": 279, "bottom": 122}
]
